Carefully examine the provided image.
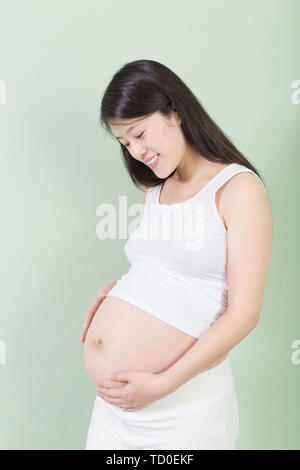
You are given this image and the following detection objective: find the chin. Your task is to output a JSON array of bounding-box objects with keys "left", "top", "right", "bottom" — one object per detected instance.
[
  {"left": 155, "top": 168, "right": 169, "bottom": 178},
  {"left": 165, "top": 167, "right": 177, "bottom": 178}
]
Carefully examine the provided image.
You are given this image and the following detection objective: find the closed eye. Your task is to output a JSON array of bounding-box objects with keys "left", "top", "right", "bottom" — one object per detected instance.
[{"left": 124, "top": 131, "right": 144, "bottom": 148}]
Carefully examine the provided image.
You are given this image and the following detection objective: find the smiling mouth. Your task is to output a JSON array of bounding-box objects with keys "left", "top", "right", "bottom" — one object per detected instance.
[{"left": 146, "top": 154, "right": 160, "bottom": 165}]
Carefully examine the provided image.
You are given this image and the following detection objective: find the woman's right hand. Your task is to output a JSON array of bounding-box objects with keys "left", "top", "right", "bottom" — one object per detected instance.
[{"left": 80, "top": 288, "right": 108, "bottom": 343}]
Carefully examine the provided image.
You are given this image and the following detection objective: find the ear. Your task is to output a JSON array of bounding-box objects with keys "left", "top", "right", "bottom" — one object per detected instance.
[
  {"left": 172, "top": 107, "right": 182, "bottom": 126},
  {"left": 174, "top": 109, "right": 181, "bottom": 126}
]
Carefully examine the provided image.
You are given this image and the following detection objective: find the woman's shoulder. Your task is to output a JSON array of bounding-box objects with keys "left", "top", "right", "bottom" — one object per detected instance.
[
  {"left": 220, "top": 170, "right": 273, "bottom": 230},
  {"left": 222, "top": 170, "right": 267, "bottom": 199}
]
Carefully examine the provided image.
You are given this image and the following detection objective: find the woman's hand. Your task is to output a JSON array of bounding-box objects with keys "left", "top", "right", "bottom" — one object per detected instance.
[
  {"left": 96, "top": 370, "right": 169, "bottom": 412},
  {"left": 80, "top": 280, "right": 118, "bottom": 343},
  {"left": 80, "top": 289, "right": 107, "bottom": 343}
]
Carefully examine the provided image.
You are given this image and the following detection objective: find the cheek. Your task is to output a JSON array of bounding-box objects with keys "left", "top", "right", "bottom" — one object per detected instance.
[
  {"left": 166, "top": 129, "right": 183, "bottom": 151},
  {"left": 157, "top": 135, "right": 172, "bottom": 157},
  {"left": 166, "top": 139, "right": 184, "bottom": 161},
  {"left": 156, "top": 128, "right": 183, "bottom": 161}
]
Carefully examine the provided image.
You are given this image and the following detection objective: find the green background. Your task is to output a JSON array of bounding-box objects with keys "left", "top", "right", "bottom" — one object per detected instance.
[{"left": 0, "top": 0, "right": 299, "bottom": 450}]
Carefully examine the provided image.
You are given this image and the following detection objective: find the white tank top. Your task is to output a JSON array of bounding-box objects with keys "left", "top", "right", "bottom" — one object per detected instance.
[{"left": 107, "top": 163, "right": 266, "bottom": 338}]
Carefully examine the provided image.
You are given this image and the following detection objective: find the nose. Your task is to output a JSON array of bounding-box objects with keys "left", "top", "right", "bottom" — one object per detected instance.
[{"left": 131, "top": 143, "right": 147, "bottom": 161}]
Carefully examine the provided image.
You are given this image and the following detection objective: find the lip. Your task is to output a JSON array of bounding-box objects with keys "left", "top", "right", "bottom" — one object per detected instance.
[
  {"left": 145, "top": 153, "right": 159, "bottom": 164},
  {"left": 145, "top": 153, "right": 160, "bottom": 167}
]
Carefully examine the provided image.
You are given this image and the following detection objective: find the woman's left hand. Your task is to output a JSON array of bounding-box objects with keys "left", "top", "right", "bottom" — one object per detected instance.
[{"left": 96, "top": 370, "right": 168, "bottom": 412}]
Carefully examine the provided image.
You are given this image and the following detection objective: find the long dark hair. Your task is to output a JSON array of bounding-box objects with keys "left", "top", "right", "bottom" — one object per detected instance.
[{"left": 100, "top": 59, "right": 266, "bottom": 191}]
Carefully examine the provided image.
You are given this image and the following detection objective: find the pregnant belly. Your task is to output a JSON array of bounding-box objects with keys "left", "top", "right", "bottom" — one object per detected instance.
[{"left": 83, "top": 295, "right": 198, "bottom": 389}]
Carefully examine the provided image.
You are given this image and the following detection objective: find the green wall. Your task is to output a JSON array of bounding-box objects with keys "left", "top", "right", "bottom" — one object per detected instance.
[{"left": 0, "top": 0, "right": 299, "bottom": 450}]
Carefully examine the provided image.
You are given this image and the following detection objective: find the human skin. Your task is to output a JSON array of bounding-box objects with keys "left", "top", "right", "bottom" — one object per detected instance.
[
  {"left": 83, "top": 161, "right": 231, "bottom": 393},
  {"left": 83, "top": 294, "right": 199, "bottom": 391},
  {"left": 83, "top": 111, "right": 273, "bottom": 406}
]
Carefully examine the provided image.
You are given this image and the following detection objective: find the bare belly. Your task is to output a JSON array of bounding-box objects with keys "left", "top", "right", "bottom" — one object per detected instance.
[{"left": 83, "top": 295, "right": 198, "bottom": 389}]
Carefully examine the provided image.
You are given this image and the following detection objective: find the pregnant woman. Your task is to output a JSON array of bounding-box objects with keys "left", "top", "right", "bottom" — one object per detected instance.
[{"left": 81, "top": 60, "right": 273, "bottom": 450}]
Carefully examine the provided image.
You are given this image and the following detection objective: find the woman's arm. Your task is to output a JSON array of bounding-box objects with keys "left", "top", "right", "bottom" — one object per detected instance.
[{"left": 158, "top": 172, "right": 274, "bottom": 394}]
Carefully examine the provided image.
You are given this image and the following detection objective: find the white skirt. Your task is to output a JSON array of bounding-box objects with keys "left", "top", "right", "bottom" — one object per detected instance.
[{"left": 85, "top": 356, "right": 239, "bottom": 450}]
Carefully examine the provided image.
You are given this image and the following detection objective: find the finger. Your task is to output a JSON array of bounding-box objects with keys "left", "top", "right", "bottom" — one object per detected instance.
[
  {"left": 96, "top": 293, "right": 107, "bottom": 302},
  {"left": 97, "top": 390, "right": 131, "bottom": 407},
  {"left": 97, "top": 390, "right": 124, "bottom": 400},
  {"left": 80, "top": 321, "right": 92, "bottom": 342},
  {"left": 87, "top": 293, "right": 106, "bottom": 317},
  {"left": 122, "top": 407, "right": 140, "bottom": 412},
  {"left": 92, "top": 293, "right": 107, "bottom": 309},
  {"left": 86, "top": 296, "right": 105, "bottom": 321},
  {"left": 96, "top": 386, "right": 127, "bottom": 399},
  {"left": 80, "top": 326, "right": 89, "bottom": 343},
  {"left": 97, "top": 392, "right": 127, "bottom": 407},
  {"left": 80, "top": 322, "right": 91, "bottom": 341},
  {"left": 84, "top": 296, "right": 106, "bottom": 324},
  {"left": 81, "top": 295, "right": 107, "bottom": 342},
  {"left": 80, "top": 330, "right": 86, "bottom": 343},
  {"left": 80, "top": 317, "right": 93, "bottom": 342}
]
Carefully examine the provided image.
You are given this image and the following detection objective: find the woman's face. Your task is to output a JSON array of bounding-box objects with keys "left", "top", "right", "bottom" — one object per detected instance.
[{"left": 108, "top": 110, "right": 188, "bottom": 178}]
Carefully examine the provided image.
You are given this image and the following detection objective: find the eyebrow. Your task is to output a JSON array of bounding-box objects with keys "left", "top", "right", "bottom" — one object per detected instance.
[{"left": 116, "top": 124, "right": 139, "bottom": 140}]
